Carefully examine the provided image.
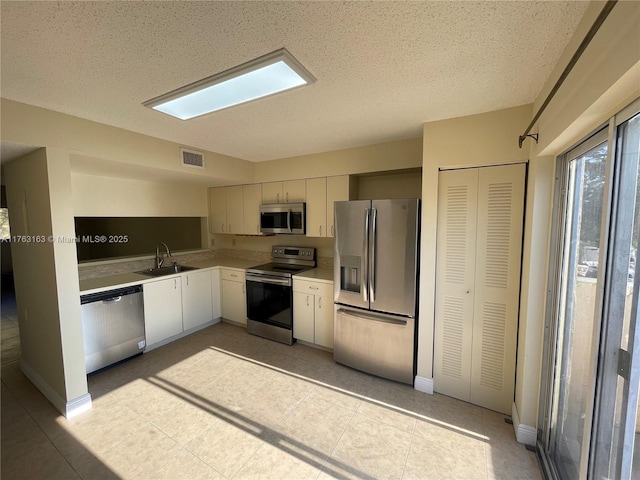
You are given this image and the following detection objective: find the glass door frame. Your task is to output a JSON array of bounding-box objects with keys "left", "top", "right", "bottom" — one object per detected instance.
[
  {"left": 537, "top": 126, "right": 610, "bottom": 479},
  {"left": 589, "top": 99, "right": 640, "bottom": 480},
  {"left": 538, "top": 97, "right": 640, "bottom": 479}
]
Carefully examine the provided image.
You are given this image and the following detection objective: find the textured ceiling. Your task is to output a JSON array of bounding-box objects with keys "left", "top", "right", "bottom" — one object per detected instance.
[{"left": 0, "top": 1, "right": 589, "bottom": 162}]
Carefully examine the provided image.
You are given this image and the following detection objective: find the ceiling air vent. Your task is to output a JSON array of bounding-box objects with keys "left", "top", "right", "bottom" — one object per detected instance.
[{"left": 180, "top": 148, "right": 205, "bottom": 169}]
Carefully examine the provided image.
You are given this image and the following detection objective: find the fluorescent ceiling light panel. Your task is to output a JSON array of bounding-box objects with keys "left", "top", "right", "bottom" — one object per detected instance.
[{"left": 143, "top": 48, "right": 315, "bottom": 120}]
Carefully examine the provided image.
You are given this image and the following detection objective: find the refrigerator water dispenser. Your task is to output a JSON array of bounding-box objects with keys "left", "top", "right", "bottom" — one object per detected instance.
[{"left": 339, "top": 255, "right": 361, "bottom": 293}]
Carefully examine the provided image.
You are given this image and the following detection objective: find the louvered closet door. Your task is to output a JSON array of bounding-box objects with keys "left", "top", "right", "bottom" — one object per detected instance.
[
  {"left": 434, "top": 168, "right": 479, "bottom": 402},
  {"left": 434, "top": 164, "right": 525, "bottom": 414},
  {"left": 470, "top": 164, "right": 525, "bottom": 413}
]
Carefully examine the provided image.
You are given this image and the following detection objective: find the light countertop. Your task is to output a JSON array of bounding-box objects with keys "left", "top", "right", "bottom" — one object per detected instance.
[
  {"left": 295, "top": 268, "right": 334, "bottom": 283},
  {"left": 79, "top": 257, "right": 262, "bottom": 295}
]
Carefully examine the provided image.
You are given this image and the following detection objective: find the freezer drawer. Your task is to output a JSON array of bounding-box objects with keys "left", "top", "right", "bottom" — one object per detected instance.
[{"left": 334, "top": 306, "right": 416, "bottom": 385}]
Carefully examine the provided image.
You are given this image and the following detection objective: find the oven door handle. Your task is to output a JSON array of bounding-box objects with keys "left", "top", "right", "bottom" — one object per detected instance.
[{"left": 246, "top": 274, "right": 292, "bottom": 286}]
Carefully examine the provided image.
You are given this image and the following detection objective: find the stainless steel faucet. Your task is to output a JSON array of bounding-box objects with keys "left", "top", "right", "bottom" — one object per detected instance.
[{"left": 155, "top": 243, "right": 171, "bottom": 269}]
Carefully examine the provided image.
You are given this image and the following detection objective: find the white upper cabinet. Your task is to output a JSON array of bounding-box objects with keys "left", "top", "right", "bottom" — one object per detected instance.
[
  {"left": 326, "top": 175, "right": 354, "bottom": 237},
  {"left": 224, "top": 185, "right": 244, "bottom": 235},
  {"left": 306, "top": 175, "right": 355, "bottom": 238},
  {"left": 261, "top": 180, "right": 306, "bottom": 203},
  {"left": 243, "top": 184, "right": 262, "bottom": 235},
  {"left": 305, "top": 177, "right": 327, "bottom": 237},
  {"left": 209, "top": 187, "right": 227, "bottom": 234}
]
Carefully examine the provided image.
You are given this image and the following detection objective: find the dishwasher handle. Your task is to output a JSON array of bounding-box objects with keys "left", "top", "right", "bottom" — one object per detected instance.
[{"left": 81, "top": 285, "right": 143, "bottom": 305}]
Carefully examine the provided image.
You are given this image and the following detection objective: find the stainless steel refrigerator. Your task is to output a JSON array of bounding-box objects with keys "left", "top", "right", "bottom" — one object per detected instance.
[{"left": 333, "top": 198, "right": 420, "bottom": 385}]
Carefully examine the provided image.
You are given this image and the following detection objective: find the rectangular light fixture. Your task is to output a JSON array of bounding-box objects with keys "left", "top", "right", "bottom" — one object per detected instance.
[{"left": 143, "top": 48, "right": 316, "bottom": 120}]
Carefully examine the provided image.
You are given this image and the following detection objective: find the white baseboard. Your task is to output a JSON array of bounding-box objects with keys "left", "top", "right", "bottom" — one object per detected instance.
[
  {"left": 414, "top": 375, "right": 434, "bottom": 394},
  {"left": 145, "top": 317, "right": 221, "bottom": 352},
  {"left": 512, "top": 402, "right": 536, "bottom": 446},
  {"left": 20, "top": 359, "right": 92, "bottom": 418}
]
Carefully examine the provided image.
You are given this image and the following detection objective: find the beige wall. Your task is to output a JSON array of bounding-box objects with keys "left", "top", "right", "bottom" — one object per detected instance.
[
  {"left": 514, "top": 0, "right": 640, "bottom": 435},
  {"left": 254, "top": 137, "right": 423, "bottom": 183},
  {"left": 357, "top": 171, "right": 422, "bottom": 200},
  {"left": 418, "top": 104, "right": 532, "bottom": 385},
  {"left": 1, "top": 99, "right": 254, "bottom": 186},
  {"left": 71, "top": 173, "right": 208, "bottom": 217},
  {"left": 4, "top": 148, "right": 87, "bottom": 410},
  {"left": 533, "top": 1, "right": 640, "bottom": 157},
  {"left": 213, "top": 235, "right": 334, "bottom": 260}
]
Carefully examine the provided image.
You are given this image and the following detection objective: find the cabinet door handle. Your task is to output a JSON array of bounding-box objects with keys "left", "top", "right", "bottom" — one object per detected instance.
[
  {"left": 331, "top": 225, "right": 334, "bottom": 236},
  {"left": 242, "top": 284, "right": 245, "bottom": 294},
  {"left": 186, "top": 276, "right": 189, "bottom": 286},
  {"left": 228, "top": 224, "right": 231, "bottom": 233},
  {"left": 306, "top": 295, "right": 309, "bottom": 307},
  {"left": 174, "top": 279, "right": 177, "bottom": 289},
  {"left": 318, "top": 297, "right": 322, "bottom": 308},
  {"left": 319, "top": 225, "right": 322, "bottom": 236},
  {"left": 222, "top": 223, "right": 225, "bottom": 232},
  {"left": 257, "top": 224, "right": 260, "bottom": 233},
  {"left": 277, "top": 192, "right": 280, "bottom": 203},
  {"left": 309, "top": 286, "right": 318, "bottom": 290},
  {"left": 286, "top": 192, "right": 289, "bottom": 202}
]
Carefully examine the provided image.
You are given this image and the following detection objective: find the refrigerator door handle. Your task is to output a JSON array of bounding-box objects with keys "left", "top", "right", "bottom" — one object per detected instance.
[
  {"left": 363, "top": 208, "right": 370, "bottom": 303},
  {"left": 336, "top": 308, "right": 408, "bottom": 326},
  {"left": 369, "top": 207, "right": 377, "bottom": 302}
]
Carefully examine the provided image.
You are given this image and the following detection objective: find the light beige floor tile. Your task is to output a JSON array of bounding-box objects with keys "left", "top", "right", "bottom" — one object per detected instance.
[
  {"left": 233, "top": 436, "right": 323, "bottom": 480},
  {"left": 101, "top": 425, "right": 181, "bottom": 480},
  {"left": 403, "top": 432, "right": 488, "bottom": 480},
  {"left": 148, "top": 448, "right": 226, "bottom": 480},
  {"left": 152, "top": 400, "right": 222, "bottom": 446},
  {"left": 1, "top": 439, "right": 82, "bottom": 480},
  {"left": 328, "top": 412, "right": 413, "bottom": 480},
  {"left": 1, "top": 319, "right": 543, "bottom": 480},
  {"left": 1, "top": 334, "right": 21, "bottom": 365},
  {"left": 53, "top": 394, "right": 148, "bottom": 455},
  {"left": 356, "top": 400, "right": 417, "bottom": 434},
  {"left": 185, "top": 418, "right": 266, "bottom": 478},
  {"left": 109, "top": 376, "right": 186, "bottom": 421},
  {"left": 366, "top": 377, "right": 430, "bottom": 415},
  {"left": 278, "top": 393, "right": 355, "bottom": 456},
  {"left": 200, "top": 361, "right": 274, "bottom": 411},
  {"left": 237, "top": 373, "right": 314, "bottom": 429},
  {"left": 483, "top": 415, "right": 542, "bottom": 480},
  {"left": 307, "top": 381, "right": 363, "bottom": 412},
  {"left": 418, "top": 393, "right": 485, "bottom": 438},
  {"left": 321, "top": 363, "right": 376, "bottom": 396}
]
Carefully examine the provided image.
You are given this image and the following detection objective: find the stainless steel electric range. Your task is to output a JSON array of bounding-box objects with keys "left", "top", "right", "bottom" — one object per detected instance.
[{"left": 245, "top": 246, "right": 316, "bottom": 345}]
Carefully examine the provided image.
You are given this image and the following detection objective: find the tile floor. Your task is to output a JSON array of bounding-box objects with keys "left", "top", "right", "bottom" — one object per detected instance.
[{"left": 1, "top": 293, "right": 541, "bottom": 479}]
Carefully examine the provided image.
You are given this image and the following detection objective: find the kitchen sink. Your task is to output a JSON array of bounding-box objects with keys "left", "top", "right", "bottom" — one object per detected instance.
[{"left": 136, "top": 265, "right": 199, "bottom": 277}]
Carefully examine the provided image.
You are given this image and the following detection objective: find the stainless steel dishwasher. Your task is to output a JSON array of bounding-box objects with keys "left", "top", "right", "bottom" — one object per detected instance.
[{"left": 80, "top": 285, "right": 145, "bottom": 374}]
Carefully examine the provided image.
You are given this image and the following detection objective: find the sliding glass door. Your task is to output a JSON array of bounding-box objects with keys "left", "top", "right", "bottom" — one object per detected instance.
[{"left": 539, "top": 98, "right": 640, "bottom": 480}]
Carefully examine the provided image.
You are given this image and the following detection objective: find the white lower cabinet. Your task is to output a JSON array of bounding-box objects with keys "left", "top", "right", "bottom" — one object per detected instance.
[
  {"left": 211, "top": 267, "right": 221, "bottom": 319},
  {"left": 143, "top": 276, "right": 183, "bottom": 347},
  {"left": 293, "top": 278, "right": 334, "bottom": 349},
  {"left": 143, "top": 267, "right": 224, "bottom": 350},
  {"left": 182, "top": 269, "right": 213, "bottom": 331},
  {"left": 221, "top": 268, "right": 247, "bottom": 325}
]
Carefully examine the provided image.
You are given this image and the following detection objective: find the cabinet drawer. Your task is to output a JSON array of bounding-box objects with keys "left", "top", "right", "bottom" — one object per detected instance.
[
  {"left": 293, "top": 279, "right": 333, "bottom": 297},
  {"left": 221, "top": 269, "right": 245, "bottom": 282}
]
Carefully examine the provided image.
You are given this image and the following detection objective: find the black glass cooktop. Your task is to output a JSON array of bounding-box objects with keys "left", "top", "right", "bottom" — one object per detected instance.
[{"left": 247, "top": 263, "right": 312, "bottom": 276}]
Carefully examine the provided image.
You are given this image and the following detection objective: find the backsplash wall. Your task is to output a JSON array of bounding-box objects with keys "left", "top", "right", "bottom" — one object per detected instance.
[{"left": 78, "top": 245, "right": 333, "bottom": 280}]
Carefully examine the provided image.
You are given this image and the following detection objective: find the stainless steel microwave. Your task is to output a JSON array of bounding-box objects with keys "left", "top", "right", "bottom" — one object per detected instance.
[{"left": 260, "top": 203, "right": 306, "bottom": 235}]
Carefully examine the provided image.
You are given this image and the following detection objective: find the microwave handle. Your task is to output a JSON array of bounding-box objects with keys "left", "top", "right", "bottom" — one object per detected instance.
[{"left": 287, "top": 209, "right": 292, "bottom": 233}]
